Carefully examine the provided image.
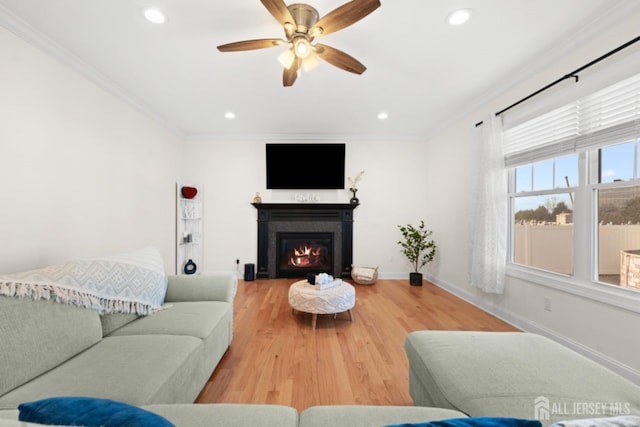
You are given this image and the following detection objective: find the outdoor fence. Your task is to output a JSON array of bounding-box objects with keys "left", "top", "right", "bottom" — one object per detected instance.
[{"left": 514, "top": 224, "right": 640, "bottom": 286}]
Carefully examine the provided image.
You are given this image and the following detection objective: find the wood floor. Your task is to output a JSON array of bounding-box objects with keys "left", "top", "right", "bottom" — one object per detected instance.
[{"left": 195, "top": 278, "right": 519, "bottom": 412}]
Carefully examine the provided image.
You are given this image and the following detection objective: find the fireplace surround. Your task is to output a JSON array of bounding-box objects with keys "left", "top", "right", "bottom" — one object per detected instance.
[{"left": 252, "top": 203, "right": 358, "bottom": 279}]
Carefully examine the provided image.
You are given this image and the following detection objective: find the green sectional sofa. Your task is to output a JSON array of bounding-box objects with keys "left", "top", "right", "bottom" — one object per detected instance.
[
  {"left": 7, "top": 262, "right": 640, "bottom": 426},
  {"left": 405, "top": 330, "right": 640, "bottom": 426},
  {"left": 0, "top": 273, "right": 236, "bottom": 411},
  {"left": 0, "top": 404, "right": 468, "bottom": 427}
]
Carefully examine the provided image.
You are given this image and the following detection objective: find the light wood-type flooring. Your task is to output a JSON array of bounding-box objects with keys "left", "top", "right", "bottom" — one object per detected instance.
[{"left": 195, "top": 278, "right": 519, "bottom": 412}]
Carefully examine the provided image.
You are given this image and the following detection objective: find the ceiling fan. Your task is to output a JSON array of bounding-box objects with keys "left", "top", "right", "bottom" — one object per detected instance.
[{"left": 217, "top": 0, "right": 381, "bottom": 87}]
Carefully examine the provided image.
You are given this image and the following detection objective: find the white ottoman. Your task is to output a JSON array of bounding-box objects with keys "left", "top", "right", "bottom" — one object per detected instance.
[{"left": 288, "top": 280, "right": 355, "bottom": 329}]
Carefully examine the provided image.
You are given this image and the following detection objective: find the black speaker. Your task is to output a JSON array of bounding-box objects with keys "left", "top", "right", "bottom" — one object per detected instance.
[{"left": 244, "top": 263, "right": 255, "bottom": 281}]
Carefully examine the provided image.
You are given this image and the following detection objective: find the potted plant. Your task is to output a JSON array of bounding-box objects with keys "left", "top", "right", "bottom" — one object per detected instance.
[{"left": 397, "top": 220, "right": 437, "bottom": 286}]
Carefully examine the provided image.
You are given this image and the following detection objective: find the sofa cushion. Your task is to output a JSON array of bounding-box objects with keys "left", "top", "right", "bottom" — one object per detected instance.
[
  {"left": 144, "top": 403, "right": 299, "bottom": 427},
  {"left": 0, "top": 335, "right": 204, "bottom": 410},
  {"left": 0, "top": 421, "right": 46, "bottom": 426},
  {"left": 18, "top": 397, "right": 174, "bottom": 427},
  {"left": 299, "top": 405, "right": 468, "bottom": 427},
  {"left": 405, "top": 331, "right": 640, "bottom": 424},
  {"left": 107, "top": 302, "right": 228, "bottom": 339},
  {"left": 0, "top": 411, "right": 53, "bottom": 426},
  {"left": 0, "top": 296, "right": 102, "bottom": 397},
  {"left": 165, "top": 274, "right": 237, "bottom": 303},
  {"left": 100, "top": 313, "right": 139, "bottom": 336},
  {"left": 107, "top": 301, "right": 233, "bottom": 379}
]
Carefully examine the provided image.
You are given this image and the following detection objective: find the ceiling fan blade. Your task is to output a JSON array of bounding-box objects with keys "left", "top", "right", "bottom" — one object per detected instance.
[
  {"left": 283, "top": 58, "right": 302, "bottom": 87},
  {"left": 314, "top": 43, "right": 366, "bottom": 74},
  {"left": 261, "top": 0, "right": 296, "bottom": 26},
  {"left": 311, "top": 0, "right": 380, "bottom": 37},
  {"left": 217, "top": 39, "right": 284, "bottom": 52}
]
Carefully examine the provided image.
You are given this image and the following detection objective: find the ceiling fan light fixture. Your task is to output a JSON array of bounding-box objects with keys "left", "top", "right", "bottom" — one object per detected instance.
[
  {"left": 287, "top": 3, "right": 320, "bottom": 32},
  {"left": 293, "top": 37, "right": 312, "bottom": 59},
  {"left": 447, "top": 8, "right": 472, "bottom": 26},
  {"left": 302, "top": 54, "right": 319, "bottom": 72},
  {"left": 217, "top": 0, "right": 382, "bottom": 86},
  {"left": 278, "top": 49, "right": 296, "bottom": 69}
]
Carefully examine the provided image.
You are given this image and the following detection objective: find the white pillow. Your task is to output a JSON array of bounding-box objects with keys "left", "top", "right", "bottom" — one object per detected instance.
[{"left": 551, "top": 415, "right": 640, "bottom": 427}]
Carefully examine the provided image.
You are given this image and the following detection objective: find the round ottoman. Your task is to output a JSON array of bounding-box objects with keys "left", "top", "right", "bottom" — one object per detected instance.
[{"left": 288, "top": 280, "right": 355, "bottom": 329}]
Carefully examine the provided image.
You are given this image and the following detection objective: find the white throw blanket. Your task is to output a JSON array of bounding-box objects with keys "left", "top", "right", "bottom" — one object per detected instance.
[{"left": 0, "top": 247, "right": 167, "bottom": 315}]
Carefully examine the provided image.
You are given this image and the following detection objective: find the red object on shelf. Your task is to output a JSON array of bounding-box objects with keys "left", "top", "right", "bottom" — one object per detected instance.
[{"left": 181, "top": 186, "right": 198, "bottom": 199}]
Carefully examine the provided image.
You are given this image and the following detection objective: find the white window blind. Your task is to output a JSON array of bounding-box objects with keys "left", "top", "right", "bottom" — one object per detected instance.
[{"left": 504, "top": 72, "right": 640, "bottom": 166}]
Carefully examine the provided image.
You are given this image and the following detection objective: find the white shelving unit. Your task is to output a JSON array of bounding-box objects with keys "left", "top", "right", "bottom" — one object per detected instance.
[{"left": 176, "top": 182, "right": 203, "bottom": 275}]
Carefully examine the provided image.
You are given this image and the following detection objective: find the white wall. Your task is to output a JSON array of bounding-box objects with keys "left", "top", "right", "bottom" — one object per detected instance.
[
  {"left": 182, "top": 138, "right": 432, "bottom": 275},
  {"left": 0, "top": 25, "right": 183, "bottom": 273},
  {"left": 421, "top": 10, "right": 640, "bottom": 382}
]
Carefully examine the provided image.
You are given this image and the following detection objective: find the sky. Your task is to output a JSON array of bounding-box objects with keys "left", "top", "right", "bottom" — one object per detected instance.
[
  {"left": 514, "top": 139, "right": 638, "bottom": 212},
  {"left": 600, "top": 141, "right": 638, "bottom": 183}
]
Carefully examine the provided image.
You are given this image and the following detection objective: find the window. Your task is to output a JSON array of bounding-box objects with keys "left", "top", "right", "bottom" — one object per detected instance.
[
  {"left": 504, "top": 72, "right": 640, "bottom": 296},
  {"left": 595, "top": 140, "right": 640, "bottom": 287},
  {"left": 599, "top": 140, "right": 636, "bottom": 183},
  {"left": 511, "top": 155, "right": 576, "bottom": 275}
]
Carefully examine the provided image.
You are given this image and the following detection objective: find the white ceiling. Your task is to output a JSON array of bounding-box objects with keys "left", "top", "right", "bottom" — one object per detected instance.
[{"left": 0, "top": 0, "right": 638, "bottom": 141}]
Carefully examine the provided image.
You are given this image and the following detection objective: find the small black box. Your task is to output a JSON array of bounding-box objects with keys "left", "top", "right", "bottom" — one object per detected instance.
[
  {"left": 244, "top": 263, "right": 255, "bottom": 281},
  {"left": 306, "top": 273, "right": 316, "bottom": 285}
]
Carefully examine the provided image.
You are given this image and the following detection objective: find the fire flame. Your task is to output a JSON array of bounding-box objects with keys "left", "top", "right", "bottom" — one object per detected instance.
[{"left": 289, "top": 245, "right": 323, "bottom": 267}]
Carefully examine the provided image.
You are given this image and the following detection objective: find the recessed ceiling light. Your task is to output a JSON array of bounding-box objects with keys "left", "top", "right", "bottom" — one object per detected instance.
[
  {"left": 224, "top": 112, "right": 236, "bottom": 120},
  {"left": 143, "top": 7, "right": 166, "bottom": 24},
  {"left": 377, "top": 112, "right": 388, "bottom": 120},
  {"left": 447, "top": 9, "right": 472, "bottom": 26}
]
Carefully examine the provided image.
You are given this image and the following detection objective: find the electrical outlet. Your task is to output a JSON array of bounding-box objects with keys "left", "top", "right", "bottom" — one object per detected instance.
[
  {"left": 235, "top": 259, "right": 242, "bottom": 278},
  {"left": 543, "top": 297, "right": 552, "bottom": 312}
]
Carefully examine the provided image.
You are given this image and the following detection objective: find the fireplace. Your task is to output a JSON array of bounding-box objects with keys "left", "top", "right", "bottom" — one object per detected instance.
[
  {"left": 277, "top": 232, "right": 333, "bottom": 277},
  {"left": 252, "top": 203, "right": 358, "bottom": 279}
]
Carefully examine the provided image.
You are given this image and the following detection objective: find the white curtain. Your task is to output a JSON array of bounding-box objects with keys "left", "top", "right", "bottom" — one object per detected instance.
[{"left": 468, "top": 114, "right": 507, "bottom": 294}]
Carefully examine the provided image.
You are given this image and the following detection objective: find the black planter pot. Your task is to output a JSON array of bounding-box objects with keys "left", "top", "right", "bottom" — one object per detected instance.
[{"left": 409, "top": 272, "right": 423, "bottom": 286}]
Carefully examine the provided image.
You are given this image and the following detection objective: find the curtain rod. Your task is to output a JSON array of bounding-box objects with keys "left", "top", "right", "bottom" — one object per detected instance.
[{"left": 475, "top": 35, "right": 640, "bottom": 127}]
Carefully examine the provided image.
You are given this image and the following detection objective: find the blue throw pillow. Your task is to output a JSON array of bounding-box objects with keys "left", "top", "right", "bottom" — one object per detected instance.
[
  {"left": 386, "top": 417, "right": 542, "bottom": 427},
  {"left": 18, "top": 397, "right": 174, "bottom": 427}
]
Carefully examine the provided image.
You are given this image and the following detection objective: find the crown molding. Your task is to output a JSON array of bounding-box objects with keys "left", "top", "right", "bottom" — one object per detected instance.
[
  {"left": 0, "top": 4, "right": 186, "bottom": 139},
  {"left": 431, "top": 1, "right": 640, "bottom": 140},
  {"left": 183, "top": 131, "right": 428, "bottom": 143}
]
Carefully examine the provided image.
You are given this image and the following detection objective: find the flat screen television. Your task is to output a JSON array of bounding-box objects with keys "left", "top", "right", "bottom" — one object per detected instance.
[{"left": 266, "top": 143, "right": 345, "bottom": 190}]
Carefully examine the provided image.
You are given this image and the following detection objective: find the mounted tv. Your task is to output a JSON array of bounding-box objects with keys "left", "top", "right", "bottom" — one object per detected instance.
[{"left": 266, "top": 143, "right": 345, "bottom": 190}]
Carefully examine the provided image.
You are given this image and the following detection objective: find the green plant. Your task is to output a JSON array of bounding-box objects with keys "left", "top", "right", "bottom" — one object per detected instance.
[{"left": 397, "top": 220, "right": 437, "bottom": 273}]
